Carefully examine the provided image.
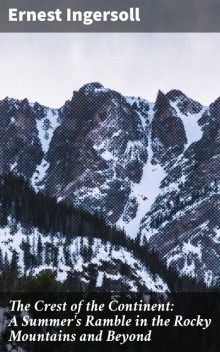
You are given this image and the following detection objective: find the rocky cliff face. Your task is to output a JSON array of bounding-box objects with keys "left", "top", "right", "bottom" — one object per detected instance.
[
  {"left": 140, "top": 93, "right": 219, "bottom": 287},
  {"left": 44, "top": 83, "right": 150, "bottom": 223},
  {"left": 0, "top": 97, "right": 59, "bottom": 187},
  {"left": 1, "top": 83, "right": 219, "bottom": 288},
  {"left": 151, "top": 91, "right": 187, "bottom": 167},
  {"left": 0, "top": 98, "right": 43, "bottom": 177}
]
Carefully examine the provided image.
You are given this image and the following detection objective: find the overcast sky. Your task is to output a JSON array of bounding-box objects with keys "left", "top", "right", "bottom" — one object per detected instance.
[{"left": 0, "top": 33, "right": 219, "bottom": 107}]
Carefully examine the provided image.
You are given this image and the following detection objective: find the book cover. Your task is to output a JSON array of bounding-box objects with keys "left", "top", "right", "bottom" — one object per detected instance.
[{"left": 0, "top": 1, "right": 219, "bottom": 351}]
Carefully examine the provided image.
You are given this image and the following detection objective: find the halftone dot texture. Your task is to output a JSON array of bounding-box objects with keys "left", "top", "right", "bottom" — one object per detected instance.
[{"left": 0, "top": 83, "right": 219, "bottom": 293}]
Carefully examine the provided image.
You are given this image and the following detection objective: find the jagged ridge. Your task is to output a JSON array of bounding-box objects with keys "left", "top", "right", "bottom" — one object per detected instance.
[{"left": 0, "top": 83, "right": 219, "bottom": 288}]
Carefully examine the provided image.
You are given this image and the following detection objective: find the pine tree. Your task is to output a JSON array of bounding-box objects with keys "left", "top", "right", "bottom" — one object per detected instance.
[{"left": 37, "top": 235, "right": 43, "bottom": 266}]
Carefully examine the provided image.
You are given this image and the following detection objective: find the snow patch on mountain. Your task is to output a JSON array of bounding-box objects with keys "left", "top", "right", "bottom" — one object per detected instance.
[
  {"left": 10, "top": 162, "right": 17, "bottom": 172},
  {"left": 36, "top": 108, "right": 60, "bottom": 153},
  {"left": 170, "top": 101, "right": 207, "bottom": 147},
  {"left": 0, "top": 226, "right": 169, "bottom": 292},
  {"left": 213, "top": 228, "right": 220, "bottom": 243},
  {"left": 117, "top": 137, "right": 165, "bottom": 238},
  {"left": 117, "top": 102, "right": 166, "bottom": 239},
  {"left": 31, "top": 159, "right": 50, "bottom": 192}
]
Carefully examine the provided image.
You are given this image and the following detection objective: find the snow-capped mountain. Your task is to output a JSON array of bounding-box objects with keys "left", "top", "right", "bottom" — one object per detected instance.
[{"left": 0, "top": 83, "right": 219, "bottom": 288}]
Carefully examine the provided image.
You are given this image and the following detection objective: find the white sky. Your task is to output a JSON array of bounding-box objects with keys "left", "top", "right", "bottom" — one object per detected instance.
[{"left": 0, "top": 33, "right": 219, "bottom": 107}]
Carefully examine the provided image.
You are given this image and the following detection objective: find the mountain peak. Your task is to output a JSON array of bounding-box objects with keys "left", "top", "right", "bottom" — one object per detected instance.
[
  {"left": 0, "top": 85, "right": 218, "bottom": 289},
  {"left": 166, "top": 89, "right": 186, "bottom": 101},
  {"left": 211, "top": 96, "right": 220, "bottom": 110},
  {"left": 154, "top": 90, "right": 171, "bottom": 113},
  {"left": 79, "top": 82, "right": 105, "bottom": 93}
]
